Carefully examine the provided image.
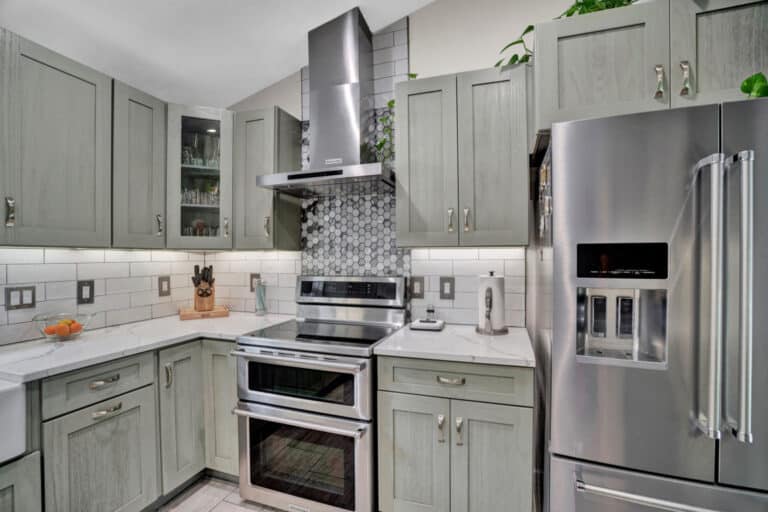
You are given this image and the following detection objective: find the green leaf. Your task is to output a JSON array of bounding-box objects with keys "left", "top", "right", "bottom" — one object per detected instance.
[
  {"left": 506, "top": 54, "right": 520, "bottom": 66},
  {"left": 494, "top": 58, "right": 505, "bottom": 68},
  {"left": 521, "top": 24, "right": 534, "bottom": 36},
  {"left": 519, "top": 54, "right": 531, "bottom": 63},
  {"left": 387, "top": 99, "right": 395, "bottom": 109},
  {"left": 500, "top": 39, "right": 524, "bottom": 54},
  {"left": 407, "top": 73, "right": 418, "bottom": 79},
  {"left": 741, "top": 72, "right": 768, "bottom": 95},
  {"left": 752, "top": 82, "right": 768, "bottom": 98}
]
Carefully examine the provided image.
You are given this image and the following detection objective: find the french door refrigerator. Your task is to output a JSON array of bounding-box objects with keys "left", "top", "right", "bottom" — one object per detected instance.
[{"left": 548, "top": 98, "right": 768, "bottom": 511}]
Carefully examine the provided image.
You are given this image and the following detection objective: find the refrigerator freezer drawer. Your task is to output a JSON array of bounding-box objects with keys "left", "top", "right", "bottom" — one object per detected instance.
[{"left": 550, "top": 455, "right": 768, "bottom": 512}]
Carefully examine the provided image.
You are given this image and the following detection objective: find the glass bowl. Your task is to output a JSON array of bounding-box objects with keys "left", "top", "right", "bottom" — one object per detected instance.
[{"left": 33, "top": 313, "right": 92, "bottom": 341}]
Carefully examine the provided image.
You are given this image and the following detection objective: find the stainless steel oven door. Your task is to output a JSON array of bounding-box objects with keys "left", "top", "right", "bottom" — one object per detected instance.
[
  {"left": 234, "top": 401, "right": 373, "bottom": 512},
  {"left": 233, "top": 345, "right": 372, "bottom": 420}
]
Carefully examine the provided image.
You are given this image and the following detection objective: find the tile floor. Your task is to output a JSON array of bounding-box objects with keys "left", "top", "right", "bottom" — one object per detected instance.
[{"left": 159, "top": 477, "right": 279, "bottom": 512}]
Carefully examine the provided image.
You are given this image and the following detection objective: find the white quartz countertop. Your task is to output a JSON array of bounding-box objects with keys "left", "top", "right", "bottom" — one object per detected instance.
[
  {"left": 374, "top": 324, "right": 535, "bottom": 368},
  {"left": 0, "top": 312, "right": 293, "bottom": 383}
]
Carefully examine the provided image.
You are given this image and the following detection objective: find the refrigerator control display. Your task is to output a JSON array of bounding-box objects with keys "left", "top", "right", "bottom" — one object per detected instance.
[{"left": 577, "top": 243, "right": 668, "bottom": 279}]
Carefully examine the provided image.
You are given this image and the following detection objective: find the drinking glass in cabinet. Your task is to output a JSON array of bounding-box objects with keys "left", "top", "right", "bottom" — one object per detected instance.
[{"left": 180, "top": 116, "right": 221, "bottom": 237}]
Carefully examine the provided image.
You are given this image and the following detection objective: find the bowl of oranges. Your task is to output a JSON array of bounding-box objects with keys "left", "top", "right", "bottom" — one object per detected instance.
[{"left": 33, "top": 313, "right": 91, "bottom": 341}]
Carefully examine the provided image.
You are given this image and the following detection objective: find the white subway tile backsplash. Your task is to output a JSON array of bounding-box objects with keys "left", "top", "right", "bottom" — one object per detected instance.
[
  {"left": 0, "top": 248, "right": 45, "bottom": 264},
  {"left": 150, "top": 250, "right": 190, "bottom": 261},
  {"left": 429, "top": 248, "right": 478, "bottom": 260},
  {"left": 213, "top": 272, "right": 248, "bottom": 287},
  {"left": 107, "top": 306, "right": 151, "bottom": 326},
  {"left": 78, "top": 263, "right": 130, "bottom": 280},
  {"left": 229, "top": 260, "right": 262, "bottom": 273},
  {"left": 8, "top": 298, "right": 77, "bottom": 324},
  {"left": 104, "top": 250, "right": 152, "bottom": 262},
  {"left": 8, "top": 264, "right": 76, "bottom": 283},
  {"left": 45, "top": 281, "right": 77, "bottom": 300},
  {"left": 478, "top": 248, "right": 525, "bottom": 259},
  {"left": 130, "top": 261, "right": 171, "bottom": 277},
  {"left": 395, "top": 59, "right": 410, "bottom": 76},
  {"left": 504, "top": 259, "right": 525, "bottom": 277},
  {"left": 78, "top": 293, "right": 130, "bottom": 315},
  {"left": 373, "top": 62, "right": 395, "bottom": 79},
  {"left": 130, "top": 290, "right": 169, "bottom": 307},
  {"left": 452, "top": 259, "right": 504, "bottom": 276},
  {"left": 106, "top": 277, "right": 152, "bottom": 294},
  {"left": 394, "top": 29, "right": 407, "bottom": 46},
  {"left": 372, "top": 31, "right": 394, "bottom": 49},
  {"left": 412, "top": 260, "right": 453, "bottom": 275},
  {"left": 171, "top": 261, "right": 199, "bottom": 275},
  {"left": 45, "top": 249, "right": 105, "bottom": 263},
  {"left": 262, "top": 260, "right": 297, "bottom": 274}
]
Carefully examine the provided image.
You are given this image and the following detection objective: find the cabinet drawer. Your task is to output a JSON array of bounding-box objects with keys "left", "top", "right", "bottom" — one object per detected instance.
[
  {"left": 378, "top": 357, "right": 533, "bottom": 407},
  {"left": 41, "top": 352, "right": 156, "bottom": 420}
]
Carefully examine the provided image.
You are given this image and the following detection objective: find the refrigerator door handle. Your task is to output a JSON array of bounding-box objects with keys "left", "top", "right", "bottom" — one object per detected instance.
[
  {"left": 726, "top": 150, "right": 755, "bottom": 444},
  {"left": 575, "top": 480, "right": 719, "bottom": 512},
  {"left": 693, "top": 153, "right": 726, "bottom": 440}
]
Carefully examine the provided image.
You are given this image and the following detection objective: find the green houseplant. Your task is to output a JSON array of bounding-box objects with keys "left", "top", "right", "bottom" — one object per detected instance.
[{"left": 741, "top": 72, "right": 768, "bottom": 98}]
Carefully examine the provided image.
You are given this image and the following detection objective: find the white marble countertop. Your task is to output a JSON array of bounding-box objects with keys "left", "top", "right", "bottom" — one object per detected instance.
[
  {"left": 0, "top": 312, "right": 293, "bottom": 383},
  {"left": 374, "top": 324, "right": 535, "bottom": 367}
]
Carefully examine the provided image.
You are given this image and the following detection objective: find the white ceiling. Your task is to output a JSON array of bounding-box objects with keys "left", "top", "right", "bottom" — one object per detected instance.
[{"left": 0, "top": 0, "right": 432, "bottom": 107}]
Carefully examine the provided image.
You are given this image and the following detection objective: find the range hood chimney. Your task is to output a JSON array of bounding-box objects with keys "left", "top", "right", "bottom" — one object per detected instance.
[{"left": 255, "top": 8, "right": 393, "bottom": 197}]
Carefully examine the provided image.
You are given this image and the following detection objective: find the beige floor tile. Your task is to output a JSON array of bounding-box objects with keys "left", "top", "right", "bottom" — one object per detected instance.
[{"left": 161, "top": 478, "right": 232, "bottom": 512}]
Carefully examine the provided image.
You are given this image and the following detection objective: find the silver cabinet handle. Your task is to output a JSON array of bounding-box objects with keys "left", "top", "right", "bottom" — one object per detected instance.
[
  {"left": 233, "top": 407, "right": 368, "bottom": 439},
  {"left": 463, "top": 207, "right": 470, "bottom": 232},
  {"left": 726, "top": 150, "right": 755, "bottom": 444},
  {"left": 654, "top": 64, "right": 665, "bottom": 99},
  {"left": 264, "top": 216, "right": 271, "bottom": 237},
  {"left": 447, "top": 208, "right": 455, "bottom": 232},
  {"left": 155, "top": 214, "right": 164, "bottom": 236},
  {"left": 230, "top": 350, "right": 365, "bottom": 374},
  {"left": 693, "top": 153, "right": 726, "bottom": 440},
  {"left": 436, "top": 375, "right": 466, "bottom": 386},
  {"left": 5, "top": 197, "right": 15, "bottom": 227},
  {"left": 92, "top": 402, "right": 123, "bottom": 420},
  {"left": 437, "top": 414, "right": 446, "bottom": 443},
  {"left": 575, "top": 480, "right": 718, "bottom": 512},
  {"left": 455, "top": 417, "right": 464, "bottom": 445},
  {"left": 164, "top": 363, "right": 174, "bottom": 388},
  {"left": 223, "top": 217, "right": 230, "bottom": 238},
  {"left": 89, "top": 374, "right": 120, "bottom": 390},
  {"left": 680, "top": 60, "right": 692, "bottom": 96}
]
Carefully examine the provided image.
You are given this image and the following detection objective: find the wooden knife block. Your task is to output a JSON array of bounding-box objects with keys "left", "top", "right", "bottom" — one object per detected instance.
[{"left": 194, "top": 284, "right": 215, "bottom": 312}]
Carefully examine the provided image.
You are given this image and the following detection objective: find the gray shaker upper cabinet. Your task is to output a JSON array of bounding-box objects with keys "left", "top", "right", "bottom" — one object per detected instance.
[
  {"left": 670, "top": 0, "right": 768, "bottom": 107},
  {"left": 534, "top": 0, "right": 670, "bottom": 130},
  {"left": 167, "top": 104, "right": 233, "bottom": 249},
  {"left": 233, "top": 107, "right": 301, "bottom": 250},
  {"left": 457, "top": 67, "right": 530, "bottom": 246},
  {"left": 112, "top": 81, "right": 167, "bottom": 248},
  {"left": 0, "top": 28, "right": 112, "bottom": 246},
  {"left": 395, "top": 75, "right": 460, "bottom": 247}
]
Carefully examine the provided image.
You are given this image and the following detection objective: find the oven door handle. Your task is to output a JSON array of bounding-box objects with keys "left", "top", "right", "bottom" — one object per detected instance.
[
  {"left": 230, "top": 350, "right": 366, "bottom": 374},
  {"left": 232, "top": 407, "right": 368, "bottom": 439}
]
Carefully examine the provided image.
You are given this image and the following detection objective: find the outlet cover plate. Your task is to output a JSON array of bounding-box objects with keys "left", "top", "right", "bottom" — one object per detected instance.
[
  {"left": 410, "top": 276, "right": 425, "bottom": 299},
  {"left": 77, "top": 280, "right": 95, "bottom": 305},
  {"left": 439, "top": 277, "right": 455, "bottom": 300},
  {"left": 5, "top": 286, "right": 36, "bottom": 310},
  {"left": 158, "top": 276, "right": 171, "bottom": 297}
]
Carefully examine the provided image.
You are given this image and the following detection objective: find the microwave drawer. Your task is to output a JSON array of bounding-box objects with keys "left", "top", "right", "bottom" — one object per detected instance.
[
  {"left": 42, "top": 352, "right": 156, "bottom": 420},
  {"left": 377, "top": 356, "right": 533, "bottom": 407}
]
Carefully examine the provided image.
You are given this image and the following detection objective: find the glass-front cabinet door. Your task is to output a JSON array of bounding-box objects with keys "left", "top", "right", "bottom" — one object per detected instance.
[{"left": 167, "top": 105, "right": 233, "bottom": 249}]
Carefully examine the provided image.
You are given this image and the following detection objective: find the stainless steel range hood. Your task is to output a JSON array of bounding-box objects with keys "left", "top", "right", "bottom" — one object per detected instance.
[{"left": 255, "top": 8, "right": 392, "bottom": 198}]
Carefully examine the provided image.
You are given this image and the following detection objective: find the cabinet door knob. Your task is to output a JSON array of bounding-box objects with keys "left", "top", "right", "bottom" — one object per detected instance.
[
  {"left": 680, "top": 61, "right": 692, "bottom": 96},
  {"left": 5, "top": 197, "right": 15, "bottom": 227},
  {"left": 456, "top": 416, "right": 464, "bottom": 445},
  {"left": 437, "top": 414, "right": 446, "bottom": 443},
  {"left": 223, "top": 217, "right": 230, "bottom": 238},
  {"left": 156, "top": 214, "right": 164, "bottom": 236},
  {"left": 463, "top": 207, "right": 471, "bottom": 232},
  {"left": 654, "top": 64, "right": 665, "bottom": 99},
  {"left": 264, "top": 216, "right": 271, "bottom": 237},
  {"left": 447, "top": 208, "right": 455, "bottom": 232}
]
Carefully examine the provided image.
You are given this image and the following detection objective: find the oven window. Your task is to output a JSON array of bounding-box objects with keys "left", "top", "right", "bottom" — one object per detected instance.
[
  {"left": 248, "top": 362, "right": 355, "bottom": 406},
  {"left": 249, "top": 418, "right": 355, "bottom": 510}
]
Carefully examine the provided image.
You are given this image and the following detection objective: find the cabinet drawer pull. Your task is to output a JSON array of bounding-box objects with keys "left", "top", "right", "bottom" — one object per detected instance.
[
  {"left": 264, "top": 216, "right": 271, "bottom": 237},
  {"left": 89, "top": 374, "right": 121, "bottom": 390},
  {"left": 436, "top": 375, "right": 466, "bottom": 386},
  {"left": 680, "top": 61, "right": 692, "bottom": 96},
  {"left": 223, "top": 217, "right": 230, "bottom": 238},
  {"left": 437, "top": 414, "right": 446, "bottom": 443},
  {"left": 164, "top": 363, "right": 174, "bottom": 388},
  {"left": 156, "top": 214, "right": 164, "bottom": 236},
  {"left": 92, "top": 402, "right": 123, "bottom": 420},
  {"left": 447, "top": 208, "right": 455, "bottom": 232},
  {"left": 456, "top": 416, "right": 464, "bottom": 445},
  {"left": 5, "top": 197, "right": 15, "bottom": 227},
  {"left": 654, "top": 64, "right": 665, "bottom": 99},
  {"left": 463, "top": 207, "right": 471, "bottom": 232}
]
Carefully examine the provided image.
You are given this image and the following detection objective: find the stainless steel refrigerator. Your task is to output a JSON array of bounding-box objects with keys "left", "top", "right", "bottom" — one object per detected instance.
[{"left": 535, "top": 98, "right": 768, "bottom": 511}]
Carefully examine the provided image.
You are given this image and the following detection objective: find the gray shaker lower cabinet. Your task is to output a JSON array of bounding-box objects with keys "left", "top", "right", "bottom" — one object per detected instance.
[
  {"left": 112, "top": 80, "right": 167, "bottom": 248},
  {"left": 202, "top": 339, "right": 238, "bottom": 476},
  {"left": 0, "top": 451, "right": 42, "bottom": 512},
  {"left": 158, "top": 341, "right": 205, "bottom": 493},
  {"left": 42, "top": 385, "right": 159, "bottom": 512}
]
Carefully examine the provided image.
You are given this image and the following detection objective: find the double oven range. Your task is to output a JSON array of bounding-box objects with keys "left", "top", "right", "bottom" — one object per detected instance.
[{"left": 232, "top": 276, "right": 406, "bottom": 512}]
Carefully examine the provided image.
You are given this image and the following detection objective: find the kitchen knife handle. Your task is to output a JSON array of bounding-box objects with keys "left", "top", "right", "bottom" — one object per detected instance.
[
  {"left": 726, "top": 150, "right": 755, "bottom": 444},
  {"left": 679, "top": 61, "right": 692, "bottom": 97},
  {"left": 447, "top": 208, "right": 455, "bottom": 232},
  {"left": 654, "top": 64, "right": 665, "bottom": 99}
]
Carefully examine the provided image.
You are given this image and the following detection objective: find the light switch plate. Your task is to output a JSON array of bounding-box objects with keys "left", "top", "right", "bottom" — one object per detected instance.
[
  {"left": 5, "top": 286, "right": 36, "bottom": 310},
  {"left": 439, "top": 277, "right": 455, "bottom": 300},
  {"left": 158, "top": 276, "right": 171, "bottom": 297},
  {"left": 410, "top": 276, "right": 425, "bottom": 299},
  {"left": 77, "top": 280, "right": 94, "bottom": 305},
  {"left": 250, "top": 273, "right": 262, "bottom": 292}
]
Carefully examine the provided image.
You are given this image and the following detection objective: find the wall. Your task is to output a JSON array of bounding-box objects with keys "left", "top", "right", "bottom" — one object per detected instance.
[
  {"left": 0, "top": 248, "right": 300, "bottom": 346},
  {"left": 408, "top": 0, "right": 570, "bottom": 77},
  {"left": 228, "top": 71, "right": 302, "bottom": 118}
]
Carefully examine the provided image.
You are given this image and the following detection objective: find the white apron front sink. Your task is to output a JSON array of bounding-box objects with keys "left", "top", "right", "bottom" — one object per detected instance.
[{"left": 0, "top": 380, "right": 25, "bottom": 464}]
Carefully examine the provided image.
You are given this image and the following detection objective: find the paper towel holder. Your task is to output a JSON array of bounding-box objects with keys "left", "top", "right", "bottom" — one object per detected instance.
[{"left": 475, "top": 271, "right": 509, "bottom": 336}]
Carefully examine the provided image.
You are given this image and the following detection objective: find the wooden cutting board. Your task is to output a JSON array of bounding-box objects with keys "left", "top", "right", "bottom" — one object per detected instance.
[{"left": 179, "top": 305, "right": 229, "bottom": 320}]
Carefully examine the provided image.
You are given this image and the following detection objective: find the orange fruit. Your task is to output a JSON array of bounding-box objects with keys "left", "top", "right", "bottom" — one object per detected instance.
[
  {"left": 44, "top": 325, "right": 57, "bottom": 335},
  {"left": 69, "top": 322, "right": 82, "bottom": 334},
  {"left": 55, "top": 324, "right": 70, "bottom": 337}
]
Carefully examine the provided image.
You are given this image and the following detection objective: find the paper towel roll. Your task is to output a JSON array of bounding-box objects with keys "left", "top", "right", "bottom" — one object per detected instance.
[{"left": 476, "top": 271, "right": 508, "bottom": 335}]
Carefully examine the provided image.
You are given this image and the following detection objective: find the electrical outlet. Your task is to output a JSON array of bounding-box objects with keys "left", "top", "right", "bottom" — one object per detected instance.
[
  {"left": 250, "top": 273, "right": 262, "bottom": 292},
  {"left": 158, "top": 276, "right": 171, "bottom": 297},
  {"left": 439, "top": 277, "right": 455, "bottom": 300},
  {"left": 5, "top": 286, "right": 36, "bottom": 310},
  {"left": 77, "top": 280, "right": 95, "bottom": 305},
  {"left": 410, "top": 276, "right": 425, "bottom": 299}
]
